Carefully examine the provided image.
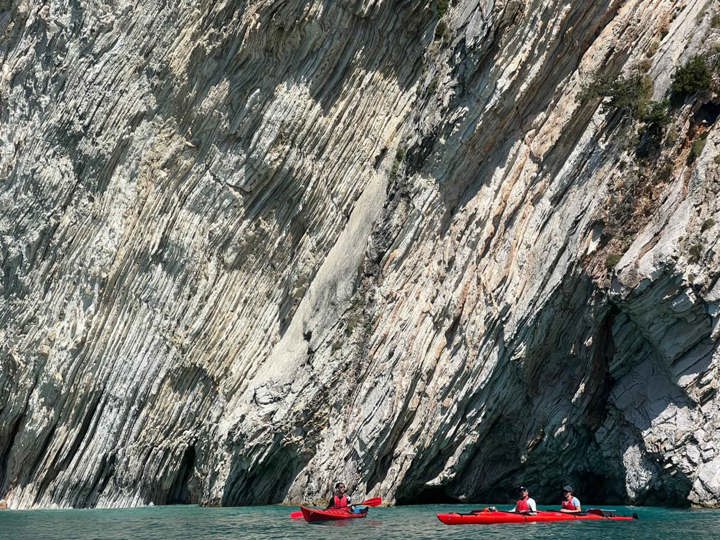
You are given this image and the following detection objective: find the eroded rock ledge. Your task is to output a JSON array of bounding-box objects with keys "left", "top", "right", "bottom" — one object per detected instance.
[{"left": 1, "top": 0, "right": 719, "bottom": 509}]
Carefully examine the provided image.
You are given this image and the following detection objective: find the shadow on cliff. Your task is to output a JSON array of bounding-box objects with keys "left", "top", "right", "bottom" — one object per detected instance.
[
  {"left": 221, "top": 438, "right": 310, "bottom": 506},
  {"left": 390, "top": 270, "right": 705, "bottom": 507}
]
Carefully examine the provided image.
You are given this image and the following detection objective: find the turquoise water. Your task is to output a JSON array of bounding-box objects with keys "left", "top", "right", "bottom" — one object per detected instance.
[{"left": 1, "top": 504, "right": 719, "bottom": 539}]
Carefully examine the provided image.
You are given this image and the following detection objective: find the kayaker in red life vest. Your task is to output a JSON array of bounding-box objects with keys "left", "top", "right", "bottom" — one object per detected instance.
[
  {"left": 511, "top": 485, "right": 537, "bottom": 514},
  {"left": 560, "top": 485, "right": 582, "bottom": 513},
  {"left": 326, "top": 482, "right": 352, "bottom": 509}
]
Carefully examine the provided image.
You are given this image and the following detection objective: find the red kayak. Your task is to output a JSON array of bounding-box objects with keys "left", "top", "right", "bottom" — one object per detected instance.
[
  {"left": 300, "top": 506, "right": 368, "bottom": 522},
  {"left": 437, "top": 509, "right": 638, "bottom": 525}
]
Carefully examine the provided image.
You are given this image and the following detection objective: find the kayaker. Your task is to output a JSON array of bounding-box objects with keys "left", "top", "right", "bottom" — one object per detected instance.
[
  {"left": 326, "top": 482, "right": 352, "bottom": 509},
  {"left": 511, "top": 485, "right": 537, "bottom": 514},
  {"left": 560, "top": 485, "right": 582, "bottom": 513}
]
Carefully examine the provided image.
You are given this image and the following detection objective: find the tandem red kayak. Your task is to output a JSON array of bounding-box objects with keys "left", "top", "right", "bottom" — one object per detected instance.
[
  {"left": 300, "top": 506, "right": 369, "bottom": 522},
  {"left": 437, "top": 508, "right": 638, "bottom": 525}
]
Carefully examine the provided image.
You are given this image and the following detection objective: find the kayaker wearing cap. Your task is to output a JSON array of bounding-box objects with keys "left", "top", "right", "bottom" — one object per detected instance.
[
  {"left": 511, "top": 485, "right": 537, "bottom": 514},
  {"left": 560, "top": 485, "right": 581, "bottom": 513},
  {"left": 326, "top": 482, "right": 352, "bottom": 509}
]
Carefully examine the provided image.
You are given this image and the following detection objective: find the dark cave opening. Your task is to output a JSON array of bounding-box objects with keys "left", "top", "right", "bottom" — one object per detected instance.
[
  {"left": 693, "top": 101, "right": 720, "bottom": 126},
  {"left": 167, "top": 445, "right": 196, "bottom": 504},
  {"left": 576, "top": 472, "right": 625, "bottom": 505}
]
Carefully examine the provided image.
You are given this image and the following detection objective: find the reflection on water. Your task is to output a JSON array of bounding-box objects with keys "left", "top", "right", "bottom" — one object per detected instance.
[{"left": 1, "top": 504, "right": 719, "bottom": 540}]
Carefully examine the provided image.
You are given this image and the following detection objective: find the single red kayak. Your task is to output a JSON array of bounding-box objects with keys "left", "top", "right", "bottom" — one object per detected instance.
[
  {"left": 437, "top": 509, "right": 638, "bottom": 525},
  {"left": 300, "top": 506, "right": 368, "bottom": 522}
]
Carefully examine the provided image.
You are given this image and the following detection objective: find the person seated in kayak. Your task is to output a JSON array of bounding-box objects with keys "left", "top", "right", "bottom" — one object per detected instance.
[
  {"left": 560, "top": 485, "right": 581, "bottom": 513},
  {"left": 326, "top": 482, "right": 352, "bottom": 509},
  {"left": 511, "top": 485, "right": 537, "bottom": 514}
]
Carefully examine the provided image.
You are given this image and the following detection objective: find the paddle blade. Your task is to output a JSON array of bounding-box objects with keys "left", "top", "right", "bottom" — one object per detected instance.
[{"left": 290, "top": 510, "right": 303, "bottom": 519}]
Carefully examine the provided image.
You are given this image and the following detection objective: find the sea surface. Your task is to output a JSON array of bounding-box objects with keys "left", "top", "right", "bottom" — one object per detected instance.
[{"left": 1, "top": 504, "right": 719, "bottom": 539}]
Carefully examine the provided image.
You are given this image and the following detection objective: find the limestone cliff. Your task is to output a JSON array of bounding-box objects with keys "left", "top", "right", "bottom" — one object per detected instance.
[{"left": 1, "top": 0, "right": 719, "bottom": 509}]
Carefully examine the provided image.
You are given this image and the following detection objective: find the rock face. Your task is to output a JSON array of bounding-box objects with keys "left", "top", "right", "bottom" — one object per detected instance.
[{"left": 1, "top": 0, "right": 719, "bottom": 509}]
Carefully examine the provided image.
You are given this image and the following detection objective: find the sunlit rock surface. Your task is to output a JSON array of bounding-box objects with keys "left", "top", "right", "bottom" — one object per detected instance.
[{"left": 1, "top": 0, "right": 719, "bottom": 509}]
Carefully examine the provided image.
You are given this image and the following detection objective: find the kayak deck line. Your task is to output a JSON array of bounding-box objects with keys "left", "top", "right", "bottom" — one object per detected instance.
[
  {"left": 300, "top": 505, "right": 369, "bottom": 523},
  {"left": 291, "top": 497, "right": 382, "bottom": 520},
  {"left": 454, "top": 511, "right": 640, "bottom": 519},
  {"left": 437, "top": 509, "right": 639, "bottom": 525}
]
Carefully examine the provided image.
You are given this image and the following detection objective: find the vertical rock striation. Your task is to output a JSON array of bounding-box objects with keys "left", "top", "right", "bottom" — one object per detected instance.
[{"left": 1, "top": 0, "right": 719, "bottom": 508}]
